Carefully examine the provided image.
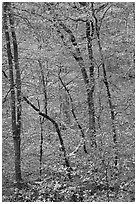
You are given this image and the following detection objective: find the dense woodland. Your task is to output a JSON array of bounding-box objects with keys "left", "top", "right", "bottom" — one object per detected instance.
[{"left": 2, "top": 2, "right": 135, "bottom": 202}]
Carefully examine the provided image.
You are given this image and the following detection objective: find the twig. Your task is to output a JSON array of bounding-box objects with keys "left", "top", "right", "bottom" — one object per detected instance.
[
  {"left": 2, "top": 88, "right": 11, "bottom": 104},
  {"left": 67, "top": 138, "right": 84, "bottom": 157}
]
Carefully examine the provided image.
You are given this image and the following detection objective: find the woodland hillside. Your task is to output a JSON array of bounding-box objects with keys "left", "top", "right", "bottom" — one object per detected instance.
[{"left": 2, "top": 2, "right": 135, "bottom": 202}]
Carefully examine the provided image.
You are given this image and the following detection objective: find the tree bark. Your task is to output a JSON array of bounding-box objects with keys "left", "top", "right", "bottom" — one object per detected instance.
[
  {"left": 86, "top": 20, "right": 96, "bottom": 147},
  {"left": 3, "top": 2, "right": 22, "bottom": 184}
]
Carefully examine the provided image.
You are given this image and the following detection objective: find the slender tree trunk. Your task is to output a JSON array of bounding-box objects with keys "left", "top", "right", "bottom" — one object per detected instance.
[
  {"left": 3, "top": 2, "right": 22, "bottom": 184},
  {"left": 62, "top": 92, "right": 71, "bottom": 124},
  {"left": 59, "top": 75, "right": 88, "bottom": 153},
  {"left": 92, "top": 9, "right": 118, "bottom": 165},
  {"left": 39, "top": 119, "right": 43, "bottom": 178},
  {"left": 98, "top": 39, "right": 117, "bottom": 165},
  {"left": 23, "top": 96, "right": 72, "bottom": 178},
  {"left": 59, "top": 22, "right": 96, "bottom": 146},
  {"left": 38, "top": 59, "right": 48, "bottom": 178},
  {"left": 38, "top": 60, "right": 48, "bottom": 115},
  {"left": 86, "top": 20, "right": 96, "bottom": 147},
  {"left": 37, "top": 98, "right": 44, "bottom": 179}
]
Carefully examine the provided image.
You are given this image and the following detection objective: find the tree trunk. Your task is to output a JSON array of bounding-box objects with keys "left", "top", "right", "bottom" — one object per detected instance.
[
  {"left": 59, "top": 22, "right": 96, "bottom": 146},
  {"left": 38, "top": 59, "right": 48, "bottom": 115},
  {"left": 37, "top": 98, "right": 44, "bottom": 179},
  {"left": 23, "top": 96, "right": 72, "bottom": 178},
  {"left": 8, "top": 2, "right": 22, "bottom": 179},
  {"left": 62, "top": 92, "right": 71, "bottom": 124},
  {"left": 38, "top": 59, "right": 48, "bottom": 178},
  {"left": 86, "top": 20, "right": 96, "bottom": 147},
  {"left": 93, "top": 8, "right": 118, "bottom": 165},
  {"left": 59, "top": 75, "right": 88, "bottom": 153},
  {"left": 3, "top": 2, "right": 22, "bottom": 183},
  {"left": 98, "top": 39, "right": 117, "bottom": 165}
]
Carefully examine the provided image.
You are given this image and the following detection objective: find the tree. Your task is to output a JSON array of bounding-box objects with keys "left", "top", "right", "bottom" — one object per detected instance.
[{"left": 3, "top": 2, "right": 22, "bottom": 186}]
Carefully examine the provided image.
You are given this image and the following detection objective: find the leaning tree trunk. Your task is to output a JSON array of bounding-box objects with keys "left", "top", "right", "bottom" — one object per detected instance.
[
  {"left": 58, "top": 22, "right": 96, "bottom": 147},
  {"left": 59, "top": 74, "right": 88, "bottom": 153},
  {"left": 3, "top": 2, "right": 22, "bottom": 184},
  {"left": 23, "top": 96, "right": 72, "bottom": 179}
]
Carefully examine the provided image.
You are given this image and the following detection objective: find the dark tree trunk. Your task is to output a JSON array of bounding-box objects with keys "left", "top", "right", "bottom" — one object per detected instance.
[
  {"left": 86, "top": 20, "right": 96, "bottom": 147},
  {"left": 38, "top": 59, "right": 48, "bottom": 178},
  {"left": 23, "top": 96, "right": 72, "bottom": 178},
  {"left": 38, "top": 60, "right": 48, "bottom": 115},
  {"left": 39, "top": 122, "right": 43, "bottom": 178},
  {"left": 37, "top": 98, "right": 44, "bottom": 179},
  {"left": 98, "top": 39, "right": 117, "bottom": 165},
  {"left": 92, "top": 7, "right": 118, "bottom": 165},
  {"left": 59, "top": 22, "right": 96, "bottom": 146},
  {"left": 3, "top": 2, "right": 22, "bottom": 184}
]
